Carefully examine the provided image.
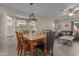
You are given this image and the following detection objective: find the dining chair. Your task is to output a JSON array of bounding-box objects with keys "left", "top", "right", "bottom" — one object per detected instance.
[
  {"left": 19, "top": 32, "right": 31, "bottom": 56},
  {"left": 23, "top": 30, "right": 29, "bottom": 34},
  {"left": 36, "top": 30, "right": 55, "bottom": 56},
  {"left": 16, "top": 32, "right": 22, "bottom": 55},
  {"left": 16, "top": 32, "right": 31, "bottom": 56}
]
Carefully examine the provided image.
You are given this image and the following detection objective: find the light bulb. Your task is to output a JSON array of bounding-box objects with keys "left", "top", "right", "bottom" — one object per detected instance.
[{"left": 68, "top": 13, "right": 74, "bottom": 16}]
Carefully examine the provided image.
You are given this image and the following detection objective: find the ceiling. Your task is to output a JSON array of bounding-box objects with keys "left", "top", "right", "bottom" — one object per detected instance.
[{"left": 0, "top": 3, "right": 79, "bottom": 21}]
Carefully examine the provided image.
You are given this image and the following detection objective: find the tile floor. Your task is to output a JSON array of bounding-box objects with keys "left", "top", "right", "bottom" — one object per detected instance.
[{"left": 0, "top": 37, "right": 79, "bottom": 56}]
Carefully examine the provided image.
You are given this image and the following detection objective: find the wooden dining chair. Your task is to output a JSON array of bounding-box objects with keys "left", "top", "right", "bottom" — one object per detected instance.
[
  {"left": 23, "top": 30, "right": 29, "bottom": 34},
  {"left": 36, "top": 30, "right": 55, "bottom": 56},
  {"left": 16, "top": 32, "right": 22, "bottom": 55},
  {"left": 19, "top": 32, "right": 31, "bottom": 56},
  {"left": 16, "top": 32, "right": 31, "bottom": 56}
]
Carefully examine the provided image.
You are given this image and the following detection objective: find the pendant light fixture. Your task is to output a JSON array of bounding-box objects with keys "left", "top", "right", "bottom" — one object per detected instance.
[{"left": 29, "top": 3, "right": 37, "bottom": 22}]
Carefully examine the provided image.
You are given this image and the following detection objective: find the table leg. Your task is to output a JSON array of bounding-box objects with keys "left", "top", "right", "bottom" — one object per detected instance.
[{"left": 31, "top": 42, "right": 37, "bottom": 56}]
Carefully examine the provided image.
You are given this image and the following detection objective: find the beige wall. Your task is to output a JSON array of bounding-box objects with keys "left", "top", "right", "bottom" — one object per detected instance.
[
  {"left": 55, "top": 21, "right": 71, "bottom": 32},
  {"left": 16, "top": 18, "right": 55, "bottom": 34},
  {"left": 61, "top": 21, "right": 71, "bottom": 31}
]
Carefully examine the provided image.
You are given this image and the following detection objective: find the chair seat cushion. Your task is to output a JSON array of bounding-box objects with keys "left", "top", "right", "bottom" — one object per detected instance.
[{"left": 36, "top": 44, "right": 44, "bottom": 51}]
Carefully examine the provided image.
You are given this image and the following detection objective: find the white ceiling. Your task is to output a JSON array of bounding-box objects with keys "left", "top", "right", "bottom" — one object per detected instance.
[{"left": 0, "top": 3, "right": 79, "bottom": 21}]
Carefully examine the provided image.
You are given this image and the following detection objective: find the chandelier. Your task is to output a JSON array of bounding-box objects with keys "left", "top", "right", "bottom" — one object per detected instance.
[{"left": 28, "top": 3, "right": 37, "bottom": 22}]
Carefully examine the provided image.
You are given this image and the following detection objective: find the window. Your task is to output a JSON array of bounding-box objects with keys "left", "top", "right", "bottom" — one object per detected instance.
[
  {"left": 74, "top": 22, "right": 79, "bottom": 32},
  {"left": 17, "top": 20, "right": 26, "bottom": 26},
  {"left": 7, "top": 16, "right": 13, "bottom": 36},
  {"left": 16, "top": 20, "right": 27, "bottom": 31}
]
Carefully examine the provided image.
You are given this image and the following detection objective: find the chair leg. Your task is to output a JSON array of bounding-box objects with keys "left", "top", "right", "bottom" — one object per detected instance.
[
  {"left": 44, "top": 49, "right": 48, "bottom": 56},
  {"left": 20, "top": 47, "right": 23, "bottom": 56},
  {"left": 35, "top": 48, "right": 38, "bottom": 56},
  {"left": 16, "top": 43, "right": 19, "bottom": 51},
  {"left": 24, "top": 51, "right": 26, "bottom": 56},
  {"left": 16, "top": 46, "right": 18, "bottom": 51},
  {"left": 17, "top": 47, "right": 20, "bottom": 55},
  {"left": 16, "top": 44, "right": 18, "bottom": 50},
  {"left": 22, "top": 49, "right": 26, "bottom": 56}
]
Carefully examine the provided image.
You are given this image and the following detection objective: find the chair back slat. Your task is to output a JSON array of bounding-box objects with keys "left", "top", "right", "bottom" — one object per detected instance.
[
  {"left": 19, "top": 32, "right": 25, "bottom": 46},
  {"left": 16, "top": 32, "right": 21, "bottom": 43},
  {"left": 16, "top": 32, "right": 25, "bottom": 46}
]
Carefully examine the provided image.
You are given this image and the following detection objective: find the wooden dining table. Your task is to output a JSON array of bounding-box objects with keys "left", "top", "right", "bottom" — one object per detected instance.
[{"left": 23, "top": 33, "right": 46, "bottom": 56}]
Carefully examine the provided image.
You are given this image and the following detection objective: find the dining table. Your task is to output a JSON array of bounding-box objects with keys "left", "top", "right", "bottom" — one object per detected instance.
[{"left": 23, "top": 33, "right": 46, "bottom": 56}]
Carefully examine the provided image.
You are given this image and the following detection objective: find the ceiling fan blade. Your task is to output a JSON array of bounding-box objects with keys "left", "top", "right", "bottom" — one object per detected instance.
[
  {"left": 75, "top": 10, "right": 79, "bottom": 13},
  {"left": 61, "top": 13, "right": 67, "bottom": 15},
  {"left": 59, "top": 4, "right": 79, "bottom": 16},
  {"left": 75, "top": 12, "right": 79, "bottom": 14},
  {"left": 25, "top": 18, "right": 30, "bottom": 22},
  {"left": 60, "top": 4, "right": 78, "bottom": 16},
  {"left": 63, "top": 4, "right": 77, "bottom": 12}
]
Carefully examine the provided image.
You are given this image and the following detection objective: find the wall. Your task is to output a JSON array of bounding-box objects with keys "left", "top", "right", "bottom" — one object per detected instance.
[
  {"left": 55, "top": 20, "right": 72, "bottom": 32},
  {"left": 0, "top": 15, "right": 3, "bottom": 49},
  {"left": 35, "top": 19, "right": 55, "bottom": 34},
  {"left": 61, "top": 21, "right": 71, "bottom": 31},
  {"left": 0, "top": 14, "right": 6, "bottom": 49},
  {"left": 16, "top": 18, "right": 55, "bottom": 34},
  {"left": 0, "top": 6, "right": 27, "bottom": 17},
  {"left": 0, "top": 7, "right": 56, "bottom": 35}
]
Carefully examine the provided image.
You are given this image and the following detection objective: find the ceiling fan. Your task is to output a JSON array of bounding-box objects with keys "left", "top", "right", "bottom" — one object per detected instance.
[
  {"left": 61, "top": 4, "right": 79, "bottom": 17},
  {"left": 62, "top": 8, "right": 79, "bottom": 17}
]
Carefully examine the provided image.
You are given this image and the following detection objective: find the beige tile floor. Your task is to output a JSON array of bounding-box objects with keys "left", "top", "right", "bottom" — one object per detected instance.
[{"left": 0, "top": 37, "right": 79, "bottom": 56}]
